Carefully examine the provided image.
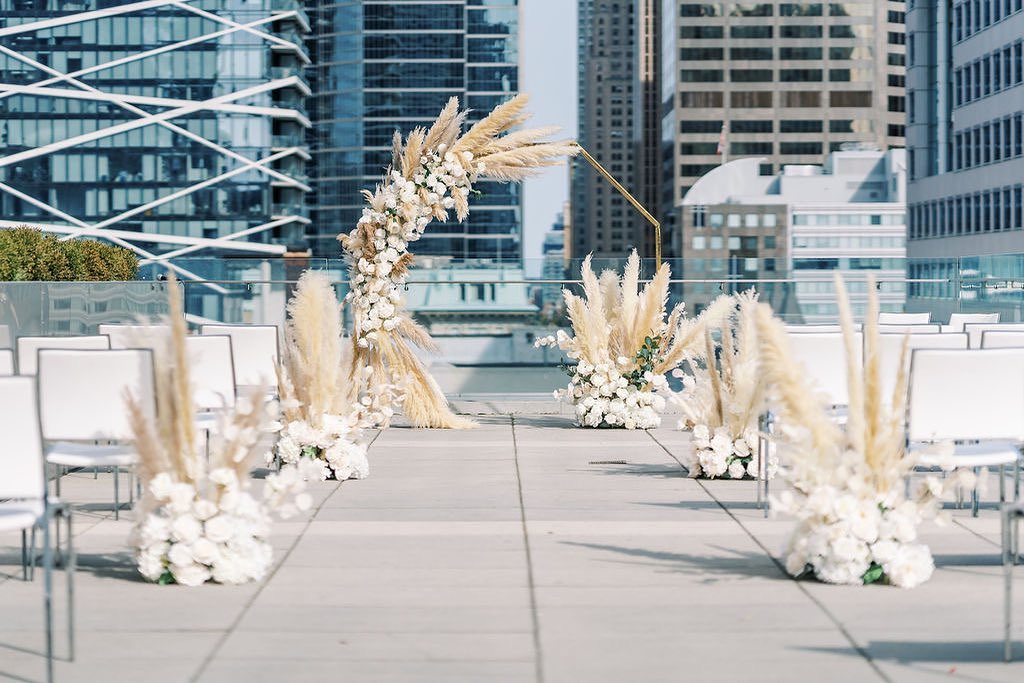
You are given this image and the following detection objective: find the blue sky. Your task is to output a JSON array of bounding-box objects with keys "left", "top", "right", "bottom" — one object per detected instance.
[{"left": 521, "top": 0, "right": 577, "bottom": 270}]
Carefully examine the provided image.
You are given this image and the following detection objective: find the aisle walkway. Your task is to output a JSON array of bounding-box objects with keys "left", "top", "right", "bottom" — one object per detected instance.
[{"left": 0, "top": 415, "right": 1022, "bottom": 682}]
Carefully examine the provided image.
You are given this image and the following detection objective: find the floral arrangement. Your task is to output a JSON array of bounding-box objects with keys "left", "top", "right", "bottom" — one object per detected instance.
[
  {"left": 339, "top": 94, "right": 576, "bottom": 428},
  {"left": 537, "top": 250, "right": 709, "bottom": 429},
  {"left": 126, "top": 274, "right": 312, "bottom": 586},
  {"left": 274, "top": 270, "right": 401, "bottom": 481},
  {"left": 671, "top": 291, "right": 773, "bottom": 479},
  {"left": 754, "top": 274, "right": 966, "bottom": 588}
]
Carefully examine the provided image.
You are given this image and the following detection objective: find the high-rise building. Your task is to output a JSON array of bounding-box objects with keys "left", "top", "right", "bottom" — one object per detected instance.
[
  {"left": 660, "top": 0, "right": 907, "bottom": 258},
  {"left": 309, "top": 0, "right": 522, "bottom": 261},
  {"left": 905, "top": 0, "right": 1023, "bottom": 264},
  {"left": 0, "top": 0, "right": 311, "bottom": 268},
  {"left": 572, "top": 0, "right": 660, "bottom": 263},
  {"left": 680, "top": 149, "right": 907, "bottom": 321}
]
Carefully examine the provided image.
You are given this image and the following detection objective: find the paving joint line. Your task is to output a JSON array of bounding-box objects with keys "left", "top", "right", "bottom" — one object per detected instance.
[
  {"left": 645, "top": 430, "right": 893, "bottom": 683},
  {"left": 187, "top": 430, "right": 383, "bottom": 682},
  {"left": 510, "top": 414, "right": 545, "bottom": 683}
]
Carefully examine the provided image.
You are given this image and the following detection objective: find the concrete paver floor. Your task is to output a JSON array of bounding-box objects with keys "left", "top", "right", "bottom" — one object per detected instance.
[{"left": 1, "top": 414, "right": 1022, "bottom": 682}]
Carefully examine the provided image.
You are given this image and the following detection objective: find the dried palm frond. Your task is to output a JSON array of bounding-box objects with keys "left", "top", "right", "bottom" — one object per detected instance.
[{"left": 279, "top": 271, "right": 346, "bottom": 425}]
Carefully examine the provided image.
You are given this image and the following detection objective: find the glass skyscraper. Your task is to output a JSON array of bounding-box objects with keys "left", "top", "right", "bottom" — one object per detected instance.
[
  {"left": 309, "top": 0, "right": 522, "bottom": 261},
  {"left": 0, "top": 0, "right": 311, "bottom": 264}
]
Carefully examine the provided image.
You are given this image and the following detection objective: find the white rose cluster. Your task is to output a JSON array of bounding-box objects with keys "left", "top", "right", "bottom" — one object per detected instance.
[
  {"left": 681, "top": 424, "right": 775, "bottom": 480},
  {"left": 273, "top": 414, "right": 369, "bottom": 482},
  {"left": 537, "top": 333, "right": 670, "bottom": 430},
  {"left": 341, "top": 145, "right": 482, "bottom": 349},
  {"left": 131, "top": 469, "right": 274, "bottom": 587},
  {"left": 770, "top": 452, "right": 974, "bottom": 589}
]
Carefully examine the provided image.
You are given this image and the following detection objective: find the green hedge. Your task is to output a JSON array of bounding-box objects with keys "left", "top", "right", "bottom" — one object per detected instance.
[{"left": 0, "top": 227, "right": 138, "bottom": 281}]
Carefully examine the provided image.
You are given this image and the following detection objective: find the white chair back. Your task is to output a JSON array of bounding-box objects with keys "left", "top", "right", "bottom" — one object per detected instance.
[
  {"left": 785, "top": 324, "right": 862, "bottom": 333},
  {"left": 98, "top": 323, "right": 171, "bottom": 351},
  {"left": 199, "top": 324, "right": 279, "bottom": 389},
  {"left": 37, "top": 349, "right": 156, "bottom": 442},
  {"left": 964, "top": 322, "right": 1024, "bottom": 348},
  {"left": 981, "top": 330, "right": 1024, "bottom": 348},
  {"left": 786, "top": 332, "right": 862, "bottom": 407},
  {"left": 879, "top": 312, "right": 931, "bottom": 324},
  {"left": 16, "top": 335, "right": 111, "bottom": 375},
  {"left": 0, "top": 376, "right": 44, "bottom": 500},
  {"left": 877, "top": 323, "right": 941, "bottom": 334},
  {"left": 907, "top": 348, "right": 1024, "bottom": 442},
  {"left": 186, "top": 335, "right": 236, "bottom": 410},
  {"left": 0, "top": 349, "right": 14, "bottom": 376},
  {"left": 946, "top": 312, "right": 1000, "bottom": 332},
  {"left": 0, "top": 324, "right": 11, "bottom": 349},
  {"left": 875, "top": 332, "right": 968, "bottom": 400}
]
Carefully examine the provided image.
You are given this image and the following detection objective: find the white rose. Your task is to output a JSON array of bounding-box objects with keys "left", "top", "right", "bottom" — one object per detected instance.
[
  {"left": 148, "top": 472, "right": 174, "bottom": 501},
  {"left": 190, "top": 537, "right": 221, "bottom": 566},
  {"left": 168, "top": 483, "right": 196, "bottom": 514},
  {"left": 167, "top": 541, "right": 195, "bottom": 567},
  {"left": 170, "top": 515, "right": 202, "bottom": 544},
  {"left": 727, "top": 461, "right": 746, "bottom": 479},
  {"left": 172, "top": 562, "right": 211, "bottom": 587},
  {"left": 193, "top": 499, "right": 218, "bottom": 522},
  {"left": 204, "top": 515, "right": 235, "bottom": 544}
]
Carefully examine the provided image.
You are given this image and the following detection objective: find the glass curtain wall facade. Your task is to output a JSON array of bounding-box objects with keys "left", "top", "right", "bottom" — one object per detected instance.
[
  {"left": 659, "top": 0, "right": 907, "bottom": 257},
  {"left": 309, "top": 0, "right": 522, "bottom": 261},
  {"left": 0, "top": 0, "right": 312, "bottom": 263}
]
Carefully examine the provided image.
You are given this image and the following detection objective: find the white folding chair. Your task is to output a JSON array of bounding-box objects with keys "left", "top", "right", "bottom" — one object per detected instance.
[
  {"left": 879, "top": 312, "right": 931, "bottom": 324},
  {"left": 877, "top": 323, "right": 941, "bottom": 334},
  {"left": 199, "top": 324, "right": 280, "bottom": 393},
  {"left": 186, "top": 335, "right": 236, "bottom": 433},
  {"left": 16, "top": 335, "right": 111, "bottom": 376},
  {"left": 0, "top": 376, "right": 74, "bottom": 683},
  {"left": 97, "top": 323, "right": 171, "bottom": 351},
  {"left": 944, "top": 312, "right": 1000, "bottom": 333},
  {"left": 785, "top": 323, "right": 862, "bottom": 333},
  {"left": 37, "top": 349, "right": 156, "bottom": 520},
  {"left": 965, "top": 323, "right": 1024, "bottom": 348},
  {"left": 785, "top": 332, "right": 862, "bottom": 410},
  {"left": 875, "top": 332, "right": 968, "bottom": 400},
  {"left": 0, "top": 348, "right": 14, "bottom": 375},
  {"left": 983, "top": 331, "right": 1024, "bottom": 349},
  {"left": 907, "top": 348, "right": 1024, "bottom": 516}
]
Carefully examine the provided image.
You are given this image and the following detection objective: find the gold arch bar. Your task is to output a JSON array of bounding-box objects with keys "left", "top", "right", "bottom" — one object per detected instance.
[{"left": 572, "top": 141, "right": 662, "bottom": 268}]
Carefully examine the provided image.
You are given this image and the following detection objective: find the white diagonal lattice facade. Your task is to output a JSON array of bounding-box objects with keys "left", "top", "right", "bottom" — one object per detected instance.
[{"left": 0, "top": 0, "right": 311, "bottom": 284}]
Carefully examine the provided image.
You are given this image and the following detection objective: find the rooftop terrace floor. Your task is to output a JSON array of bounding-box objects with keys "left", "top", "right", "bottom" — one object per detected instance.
[{"left": 1, "top": 413, "right": 1023, "bottom": 682}]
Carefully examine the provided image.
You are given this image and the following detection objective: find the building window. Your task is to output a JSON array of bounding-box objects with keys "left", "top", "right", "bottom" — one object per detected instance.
[
  {"left": 730, "top": 69, "right": 774, "bottom": 82},
  {"left": 680, "top": 92, "right": 724, "bottom": 107},
  {"left": 730, "top": 142, "right": 774, "bottom": 155},
  {"left": 744, "top": 214, "right": 759, "bottom": 228},
  {"left": 732, "top": 120, "right": 773, "bottom": 133},
  {"left": 780, "top": 47, "right": 823, "bottom": 60},
  {"left": 831, "top": 91, "right": 873, "bottom": 107},
  {"left": 730, "top": 91, "right": 773, "bottom": 107},
  {"left": 692, "top": 236, "right": 707, "bottom": 250},
  {"left": 781, "top": 25, "right": 823, "bottom": 38},
  {"left": 727, "top": 215, "right": 741, "bottom": 228},
  {"left": 681, "top": 120, "right": 723, "bottom": 133},
  {"left": 731, "top": 25, "right": 773, "bottom": 38},
  {"left": 780, "top": 141, "right": 823, "bottom": 155},
  {"left": 780, "top": 120, "right": 823, "bottom": 133},
  {"left": 781, "top": 69, "right": 823, "bottom": 82},
  {"left": 680, "top": 47, "right": 724, "bottom": 60},
  {"left": 681, "top": 69, "right": 724, "bottom": 82},
  {"left": 781, "top": 91, "right": 821, "bottom": 107}
]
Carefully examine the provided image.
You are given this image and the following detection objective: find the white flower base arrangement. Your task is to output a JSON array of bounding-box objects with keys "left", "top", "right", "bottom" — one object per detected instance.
[
  {"left": 275, "top": 271, "right": 401, "bottom": 482},
  {"left": 558, "top": 356, "right": 667, "bottom": 429},
  {"left": 538, "top": 251, "right": 707, "bottom": 430},
  {"left": 755, "top": 275, "right": 967, "bottom": 588},
  {"left": 671, "top": 291, "right": 770, "bottom": 479},
  {"left": 682, "top": 424, "right": 776, "bottom": 480},
  {"left": 127, "top": 276, "right": 312, "bottom": 586},
  {"left": 274, "top": 415, "right": 369, "bottom": 482}
]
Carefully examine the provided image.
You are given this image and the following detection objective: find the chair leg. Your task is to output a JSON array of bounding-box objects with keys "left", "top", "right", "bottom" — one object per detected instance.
[
  {"left": 21, "top": 529, "right": 28, "bottom": 581},
  {"left": 54, "top": 466, "right": 61, "bottom": 498},
  {"left": 128, "top": 468, "right": 135, "bottom": 507},
  {"left": 113, "top": 465, "right": 120, "bottom": 521},
  {"left": 29, "top": 525, "right": 37, "bottom": 581},
  {"left": 972, "top": 467, "right": 981, "bottom": 517},
  {"left": 1003, "top": 506, "right": 1014, "bottom": 662},
  {"left": 42, "top": 517, "right": 54, "bottom": 683},
  {"left": 1001, "top": 464, "right": 1007, "bottom": 505},
  {"left": 65, "top": 510, "right": 75, "bottom": 662}
]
